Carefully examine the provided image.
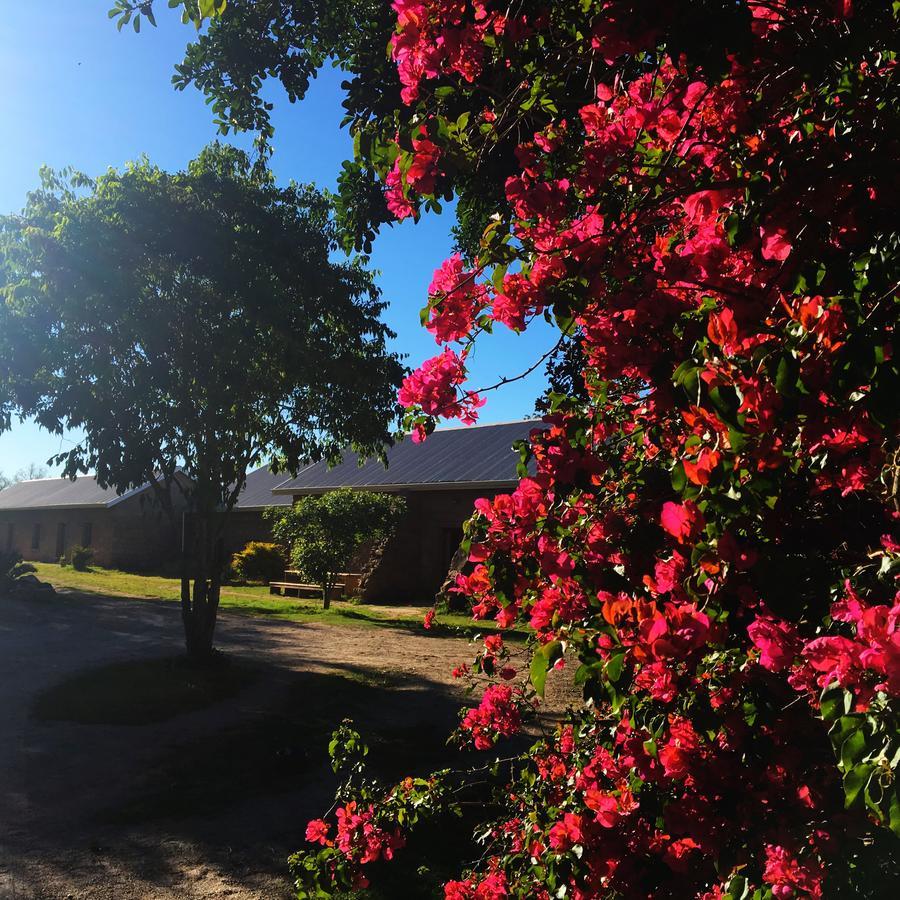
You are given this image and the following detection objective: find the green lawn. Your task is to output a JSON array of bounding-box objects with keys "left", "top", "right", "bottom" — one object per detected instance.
[{"left": 30, "top": 561, "right": 492, "bottom": 633}]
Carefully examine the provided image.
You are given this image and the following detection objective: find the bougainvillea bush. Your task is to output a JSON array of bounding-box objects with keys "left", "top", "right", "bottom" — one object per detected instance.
[
  {"left": 288, "top": 0, "right": 900, "bottom": 895},
  {"left": 135, "top": 0, "right": 898, "bottom": 895}
]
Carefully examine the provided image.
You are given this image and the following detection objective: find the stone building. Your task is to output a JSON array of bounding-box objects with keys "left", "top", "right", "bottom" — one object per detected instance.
[
  {"left": 0, "top": 475, "right": 188, "bottom": 570},
  {"left": 272, "top": 420, "right": 542, "bottom": 603},
  {"left": 0, "top": 421, "right": 541, "bottom": 594}
]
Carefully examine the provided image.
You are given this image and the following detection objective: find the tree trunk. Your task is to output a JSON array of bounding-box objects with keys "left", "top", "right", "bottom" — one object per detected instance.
[
  {"left": 180, "top": 511, "right": 196, "bottom": 654},
  {"left": 180, "top": 513, "right": 221, "bottom": 663},
  {"left": 321, "top": 579, "right": 331, "bottom": 610}
]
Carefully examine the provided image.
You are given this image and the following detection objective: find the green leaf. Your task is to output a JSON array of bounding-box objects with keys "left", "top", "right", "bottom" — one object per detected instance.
[
  {"left": 840, "top": 727, "right": 869, "bottom": 770},
  {"left": 820, "top": 683, "right": 850, "bottom": 721},
  {"left": 724, "top": 875, "right": 749, "bottom": 900},
  {"left": 888, "top": 786, "right": 900, "bottom": 837},
  {"left": 843, "top": 762, "right": 876, "bottom": 808},
  {"left": 605, "top": 652, "right": 625, "bottom": 684},
  {"left": 775, "top": 353, "right": 799, "bottom": 396},
  {"left": 530, "top": 652, "right": 549, "bottom": 697}
]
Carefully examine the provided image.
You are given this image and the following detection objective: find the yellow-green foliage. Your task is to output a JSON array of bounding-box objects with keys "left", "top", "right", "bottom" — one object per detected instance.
[{"left": 230, "top": 542, "right": 285, "bottom": 584}]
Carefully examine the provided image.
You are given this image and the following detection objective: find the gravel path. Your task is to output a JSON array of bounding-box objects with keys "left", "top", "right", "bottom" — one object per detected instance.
[{"left": 0, "top": 590, "right": 486, "bottom": 899}]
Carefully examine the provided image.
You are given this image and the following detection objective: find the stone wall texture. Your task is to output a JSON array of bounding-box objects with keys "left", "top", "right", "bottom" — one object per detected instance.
[
  {"left": 0, "top": 488, "right": 187, "bottom": 571},
  {"left": 356, "top": 488, "right": 504, "bottom": 604}
]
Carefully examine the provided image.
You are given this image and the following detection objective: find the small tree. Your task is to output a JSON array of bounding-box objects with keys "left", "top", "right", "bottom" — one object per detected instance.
[
  {"left": 0, "top": 464, "right": 49, "bottom": 492},
  {"left": 267, "top": 489, "right": 404, "bottom": 608},
  {"left": 0, "top": 144, "right": 403, "bottom": 659}
]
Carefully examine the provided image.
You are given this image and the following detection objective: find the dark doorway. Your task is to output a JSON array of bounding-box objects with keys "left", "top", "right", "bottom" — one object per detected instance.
[
  {"left": 56, "top": 523, "right": 67, "bottom": 559},
  {"left": 441, "top": 527, "right": 464, "bottom": 574}
]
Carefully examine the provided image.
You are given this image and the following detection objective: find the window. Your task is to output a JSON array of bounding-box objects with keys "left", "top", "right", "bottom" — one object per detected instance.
[
  {"left": 5, "top": 523, "right": 12, "bottom": 551},
  {"left": 31, "top": 523, "right": 41, "bottom": 550},
  {"left": 81, "top": 522, "right": 93, "bottom": 547}
]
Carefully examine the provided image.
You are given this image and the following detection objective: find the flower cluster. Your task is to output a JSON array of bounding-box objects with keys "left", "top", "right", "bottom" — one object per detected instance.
[
  {"left": 425, "top": 254, "right": 489, "bottom": 343},
  {"left": 305, "top": 800, "right": 405, "bottom": 868},
  {"left": 397, "top": 346, "right": 484, "bottom": 437},
  {"left": 750, "top": 580, "right": 900, "bottom": 707},
  {"left": 459, "top": 683, "right": 522, "bottom": 750}
]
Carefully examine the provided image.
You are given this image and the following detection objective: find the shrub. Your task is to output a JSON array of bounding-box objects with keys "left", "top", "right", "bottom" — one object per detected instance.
[
  {"left": 69, "top": 545, "right": 93, "bottom": 571},
  {"left": 0, "top": 551, "right": 37, "bottom": 595},
  {"left": 229, "top": 542, "right": 285, "bottom": 585},
  {"left": 151, "top": 0, "right": 899, "bottom": 895}
]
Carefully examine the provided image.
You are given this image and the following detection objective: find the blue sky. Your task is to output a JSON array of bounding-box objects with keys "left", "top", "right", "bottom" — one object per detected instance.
[{"left": 0, "top": 2, "right": 555, "bottom": 479}]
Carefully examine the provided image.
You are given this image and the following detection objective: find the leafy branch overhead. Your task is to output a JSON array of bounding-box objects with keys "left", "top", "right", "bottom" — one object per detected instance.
[{"left": 108, "top": 0, "right": 226, "bottom": 32}]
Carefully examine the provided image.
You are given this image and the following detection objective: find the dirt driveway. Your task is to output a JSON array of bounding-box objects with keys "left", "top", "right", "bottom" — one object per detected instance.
[{"left": 0, "top": 590, "right": 496, "bottom": 899}]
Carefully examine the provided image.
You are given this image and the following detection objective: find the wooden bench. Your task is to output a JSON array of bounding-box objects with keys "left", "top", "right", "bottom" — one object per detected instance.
[
  {"left": 269, "top": 571, "right": 362, "bottom": 599},
  {"left": 269, "top": 581, "right": 323, "bottom": 598}
]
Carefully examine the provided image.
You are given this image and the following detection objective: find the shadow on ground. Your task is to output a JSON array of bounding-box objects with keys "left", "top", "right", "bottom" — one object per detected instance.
[
  {"left": 0, "top": 589, "right": 482, "bottom": 899},
  {"left": 100, "top": 665, "right": 463, "bottom": 827}
]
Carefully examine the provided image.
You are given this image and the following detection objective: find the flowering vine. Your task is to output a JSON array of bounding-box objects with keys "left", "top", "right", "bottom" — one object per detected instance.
[{"left": 294, "top": 1, "right": 899, "bottom": 897}]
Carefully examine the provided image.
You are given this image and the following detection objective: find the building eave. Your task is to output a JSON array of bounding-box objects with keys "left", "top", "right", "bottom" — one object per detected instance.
[
  {"left": 0, "top": 503, "right": 108, "bottom": 512},
  {"left": 273, "top": 479, "right": 520, "bottom": 496}
]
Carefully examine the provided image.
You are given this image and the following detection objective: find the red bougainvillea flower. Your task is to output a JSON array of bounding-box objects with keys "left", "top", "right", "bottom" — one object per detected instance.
[
  {"left": 759, "top": 223, "right": 793, "bottom": 261},
  {"left": 398, "top": 347, "right": 485, "bottom": 433},
  {"left": 426, "top": 254, "right": 488, "bottom": 343},
  {"left": 748, "top": 616, "right": 801, "bottom": 672}
]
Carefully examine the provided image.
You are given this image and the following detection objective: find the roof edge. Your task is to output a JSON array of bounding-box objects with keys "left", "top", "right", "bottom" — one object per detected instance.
[
  {"left": 0, "top": 502, "right": 108, "bottom": 511},
  {"left": 274, "top": 479, "right": 520, "bottom": 496}
]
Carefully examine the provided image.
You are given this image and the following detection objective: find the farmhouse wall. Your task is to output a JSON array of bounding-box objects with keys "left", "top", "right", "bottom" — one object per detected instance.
[
  {"left": 220, "top": 510, "right": 275, "bottom": 557},
  {"left": 355, "top": 487, "right": 506, "bottom": 604},
  {"left": 0, "top": 488, "right": 187, "bottom": 571}
]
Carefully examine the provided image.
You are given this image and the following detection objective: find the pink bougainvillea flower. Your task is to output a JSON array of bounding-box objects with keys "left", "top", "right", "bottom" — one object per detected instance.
[
  {"left": 760, "top": 223, "right": 792, "bottom": 261},
  {"left": 748, "top": 616, "right": 801, "bottom": 672},
  {"left": 660, "top": 501, "right": 706, "bottom": 544}
]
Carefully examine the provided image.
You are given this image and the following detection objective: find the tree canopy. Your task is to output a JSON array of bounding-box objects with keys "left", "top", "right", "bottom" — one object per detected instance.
[{"left": 0, "top": 143, "right": 404, "bottom": 656}]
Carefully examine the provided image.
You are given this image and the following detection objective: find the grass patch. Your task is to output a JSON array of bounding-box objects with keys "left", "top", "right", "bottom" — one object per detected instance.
[
  {"left": 32, "top": 655, "right": 257, "bottom": 725},
  {"left": 29, "top": 561, "right": 515, "bottom": 636}
]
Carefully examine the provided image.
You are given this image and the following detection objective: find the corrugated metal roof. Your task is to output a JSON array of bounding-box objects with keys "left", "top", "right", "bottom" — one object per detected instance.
[
  {"left": 233, "top": 466, "right": 295, "bottom": 510},
  {"left": 274, "top": 420, "right": 544, "bottom": 494},
  {"left": 0, "top": 476, "right": 152, "bottom": 510}
]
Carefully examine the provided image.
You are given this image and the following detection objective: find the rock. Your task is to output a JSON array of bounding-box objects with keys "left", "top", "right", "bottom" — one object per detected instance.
[
  {"left": 8, "top": 576, "right": 56, "bottom": 598},
  {"left": 434, "top": 543, "right": 469, "bottom": 610}
]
